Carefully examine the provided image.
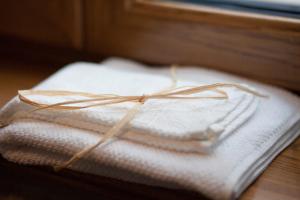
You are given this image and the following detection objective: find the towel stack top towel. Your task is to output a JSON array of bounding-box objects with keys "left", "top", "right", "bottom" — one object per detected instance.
[{"left": 0, "top": 59, "right": 259, "bottom": 152}]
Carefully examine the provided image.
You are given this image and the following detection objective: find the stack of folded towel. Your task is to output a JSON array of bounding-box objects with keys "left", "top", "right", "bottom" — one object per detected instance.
[{"left": 0, "top": 57, "right": 299, "bottom": 200}]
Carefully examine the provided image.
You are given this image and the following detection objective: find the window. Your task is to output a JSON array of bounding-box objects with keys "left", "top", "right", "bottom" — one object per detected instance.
[{"left": 168, "top": 0, "right": 300, "bottom": 18}]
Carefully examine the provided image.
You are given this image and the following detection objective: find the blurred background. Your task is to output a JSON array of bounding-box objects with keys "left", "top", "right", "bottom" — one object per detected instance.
[{"left": 0, "top": 1, "right": 299, "bottom": 200}]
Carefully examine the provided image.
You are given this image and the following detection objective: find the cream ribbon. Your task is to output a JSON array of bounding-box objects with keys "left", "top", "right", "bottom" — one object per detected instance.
[{"left": 1, "top": 66, "right": 267, "bottom": 171}]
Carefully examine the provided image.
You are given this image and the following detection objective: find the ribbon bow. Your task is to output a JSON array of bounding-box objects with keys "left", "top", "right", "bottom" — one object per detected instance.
[{"left": 4, "top": 66, "right": 267, "bottom": 171}]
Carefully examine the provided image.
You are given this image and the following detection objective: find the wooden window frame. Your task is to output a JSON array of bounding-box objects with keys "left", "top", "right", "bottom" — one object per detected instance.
[
  {"left": 0, "top": 0, "right": 83, "bottom": 49},
  {"left": 84, "top": 0, "right": 300, "bottom": 91}
]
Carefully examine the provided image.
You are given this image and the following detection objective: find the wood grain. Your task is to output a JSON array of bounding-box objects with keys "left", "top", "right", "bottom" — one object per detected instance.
[
  {"left": 0, "top": 0, "right": 299, "bottom": 90},
  {"left": 0, "top": 57, "right": 299, "bottom": 200},
  {"left": 84, "top": 0, "right": 300, "bottom": 91},
  {"left": 0, "top": 0, "right": 83, "bottom": 49}
]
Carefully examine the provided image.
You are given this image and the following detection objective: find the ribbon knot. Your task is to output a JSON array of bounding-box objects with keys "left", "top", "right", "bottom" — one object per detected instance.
[{"left": 138, "top": 94, "right": 148, "bottom": 104}]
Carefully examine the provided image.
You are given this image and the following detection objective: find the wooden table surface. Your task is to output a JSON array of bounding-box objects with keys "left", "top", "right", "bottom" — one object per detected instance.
[{"left": 0, "top": 58, "right": 299, "bottom": 200}]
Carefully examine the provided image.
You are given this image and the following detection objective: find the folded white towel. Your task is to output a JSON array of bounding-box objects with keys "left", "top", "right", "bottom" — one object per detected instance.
[
  {"left": 0, "top": 61, "right": 257, "bottom": 152},
  {"left": 0, "top": 58, "right": 299, "bottom": 200}
]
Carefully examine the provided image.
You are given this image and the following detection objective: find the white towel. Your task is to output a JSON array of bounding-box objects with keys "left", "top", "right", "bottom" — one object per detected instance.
[
  {"left": 0, "top": 61, "right": 257, "bottom": 152},
  {"left": 0, "top": 58, "right": 299, "bottom": 200}
]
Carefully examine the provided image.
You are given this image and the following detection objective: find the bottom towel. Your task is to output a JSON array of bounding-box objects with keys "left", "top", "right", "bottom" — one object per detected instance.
[{"left": 0, "top": 58, "right": 300, "bottom": 200}]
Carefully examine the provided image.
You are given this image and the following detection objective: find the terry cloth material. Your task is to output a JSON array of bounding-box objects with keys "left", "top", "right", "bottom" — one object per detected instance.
[{"left": 0, "top": 58, "right": 299, "bottom": 200}]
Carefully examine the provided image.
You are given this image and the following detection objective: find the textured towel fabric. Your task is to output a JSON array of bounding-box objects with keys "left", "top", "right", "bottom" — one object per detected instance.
[
  {"left": 0, "top": 58, "right": 300, "bottom": 200},
  {"left": 0, "top": 62, "right": 257, "bottom": 152}
]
